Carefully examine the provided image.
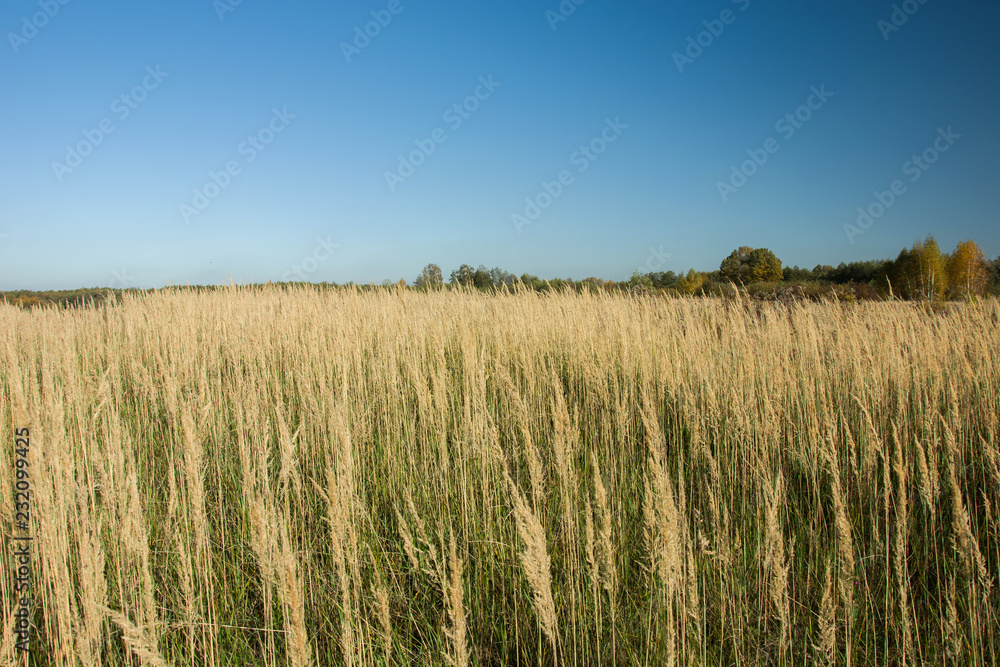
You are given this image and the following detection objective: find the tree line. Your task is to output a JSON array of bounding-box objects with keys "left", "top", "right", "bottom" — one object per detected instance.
[
  {"left": 2, "top": 236, "right": 997, "bottom": 308},
  {"left": 412, "top": 236, "right": 999, "bottom": 301}
]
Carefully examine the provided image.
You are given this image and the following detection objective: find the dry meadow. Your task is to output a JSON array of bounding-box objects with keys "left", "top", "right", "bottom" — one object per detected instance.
[{"left": 2, "top": 285, "right": 998, "bottom": 665}]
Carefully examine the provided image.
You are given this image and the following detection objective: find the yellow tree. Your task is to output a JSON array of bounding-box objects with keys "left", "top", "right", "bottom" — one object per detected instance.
[
  {"left": 897, "top": 235, "right": 948, "bottom": 300},
  {"left": 916, "top": 236, "right": 948, "bottom": 300},
  {"left": 675, "top": 269, "right": 704, "bottom": 295},
  {"left": 887, "top": 236, "right": 948, "bottom": 300},
  {"left": 946, "top": 239, "right": 988, "bottom": 298}
]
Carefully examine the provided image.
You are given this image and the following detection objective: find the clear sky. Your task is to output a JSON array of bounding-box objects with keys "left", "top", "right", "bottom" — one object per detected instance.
[{"left": 1, "top": 0, "right": 997, "bottom": 289}]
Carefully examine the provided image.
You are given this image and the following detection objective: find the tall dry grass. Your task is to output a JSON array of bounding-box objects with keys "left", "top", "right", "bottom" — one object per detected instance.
[{"left": 1, "top": 284, "right": 998, "bottom": 665}]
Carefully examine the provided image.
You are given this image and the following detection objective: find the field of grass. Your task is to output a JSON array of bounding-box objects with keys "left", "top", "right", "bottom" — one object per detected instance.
[{"left": 1, "top": 286, "right": 998, "bottom": 665}]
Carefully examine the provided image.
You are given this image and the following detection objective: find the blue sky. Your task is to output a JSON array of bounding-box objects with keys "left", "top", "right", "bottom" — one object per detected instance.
[{"left": 1, "top": 0, "right": 997, "bottom": 289}]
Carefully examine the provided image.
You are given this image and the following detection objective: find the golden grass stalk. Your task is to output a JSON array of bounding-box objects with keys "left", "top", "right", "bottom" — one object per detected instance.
[
  {"left": 74, "top": 486, "right": 107, "bottom": 665},
  {"left": 106, "top": 608, "right": 169, "bottom": 667},
  {"left": 892, "top": 422, "right": 913, "bottom": 663},
  {"left": 763, "top": 475, "right": 790, "bottom": 656},
  {"left": 592, "top": 453, "right": 617, "bottom": 600},
  {"left": 506, "top": 471, "right": 559, "bottom": 656},
  {"left": 324, "top": 463, "right": 356, "bottom": 666},
  {"left": 444, "top": 530, "right": 469, "bottom": 667},
  {"left": 373, "top": 574, "right": 392, "bottom": 666},
  {"left": 815, "top": 568, "right": 836, "bottom": 664},
  {"left": 277, "top": 529, "right": 313, "bottom": 667}
]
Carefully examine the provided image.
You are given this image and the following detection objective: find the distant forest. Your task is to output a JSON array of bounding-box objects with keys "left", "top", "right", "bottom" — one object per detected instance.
[{"left": 3, "top": 236, "right": 998, "bottom": 309}]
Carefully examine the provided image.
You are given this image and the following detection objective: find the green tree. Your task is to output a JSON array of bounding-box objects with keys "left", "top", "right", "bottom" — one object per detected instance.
[
  {"left": 783, "top": 265, "right": 811, "bottom": 282},
  {"left": 829, "top": 259, "right": 890, "bottom": 285},
  {"left": 812, "top": 264, "right": 835, "bottom": 281},
  {"left": 519, "top": 273, "right": 543, "bottom": 290},
  {"left": 473, "top": 265, "right": 493, "bottom": 289},
  {"left": 488, "top": 267, "right": 517, "bottom": 287},
  {"left": 414, "top": 263, "right": 443, "bottom": 289},
  {"left": 720, "top": 246, "right": 783, "bottom": 283},
  {"left": 648, "top": 271, "right": 678, "bottom": 288},
  {"left": 886, "top": 248, "right": 913, "bottom": 298},
  {"left": 720, "top": 246, "right": 753, "bottom": 282},
  {"left": 627, "top": 270, "right": 654, "bottom": 292},
  {"left": 449, "top": 264, "right": 475, "bottom": 286}
]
